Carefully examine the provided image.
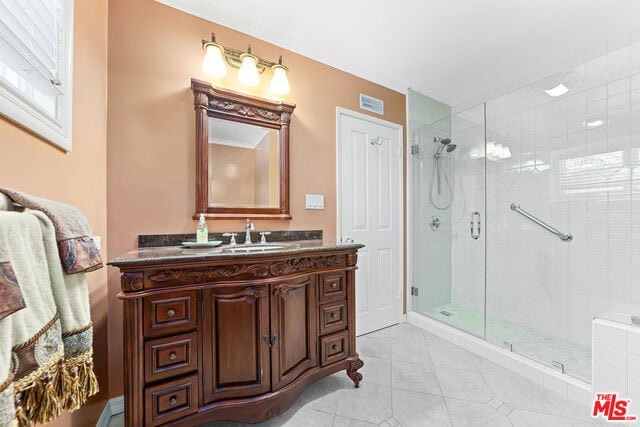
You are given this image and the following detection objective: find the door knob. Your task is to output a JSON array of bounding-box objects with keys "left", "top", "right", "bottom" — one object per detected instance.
[
  {"left": 166, "top": 309, "right": 175, "bottom": 318},
  {"left": 169, "top": 396, "right": 177, "bottom": 407},
  {"left": 168, "top": 352, "right": 176, "bottom": 361}
]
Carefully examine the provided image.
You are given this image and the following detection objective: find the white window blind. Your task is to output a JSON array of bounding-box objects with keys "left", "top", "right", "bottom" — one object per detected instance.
[{"left": 0, "top": 0, "right": 73, "bottom": 151}]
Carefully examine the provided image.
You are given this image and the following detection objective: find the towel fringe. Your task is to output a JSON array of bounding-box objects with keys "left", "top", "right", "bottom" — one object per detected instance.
[
  {"left": 14, "top": 392, "right": 29, "bottom": 427},
  {"left": 61, "top": 350, "right": 99, "bottom": 411},
  {"left": 11, "top": 349, "right": 98, "bottom": 424}
]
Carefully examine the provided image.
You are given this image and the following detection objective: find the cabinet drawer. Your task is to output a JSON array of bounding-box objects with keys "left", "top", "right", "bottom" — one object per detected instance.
[
  {"left": 319, "top": 272, "right": 346, "bottom": 303},
  {"left": 320, "top": 330, "right": 349, "bottom": 366},
  {"left": 144, "top": 332, "right": 197, "bottom": 383},
  {"left": 144, "top": 291, "right": 197, "bottom": 337},
  {"left": 145, "top": 374, "right": 198, "bottom": 426},
  {"left": 319, "top": 300, "right": 347, "bottom": 335}
]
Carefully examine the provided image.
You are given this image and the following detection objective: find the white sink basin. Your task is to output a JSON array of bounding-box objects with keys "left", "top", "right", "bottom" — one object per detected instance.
[{"left": 223, "top": 244, "right": 286, "bottom": 253}]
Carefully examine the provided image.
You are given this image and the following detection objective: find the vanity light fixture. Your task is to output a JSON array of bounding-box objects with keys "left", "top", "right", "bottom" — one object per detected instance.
[
  {"left": 202, "top": 37, "right": 227, "bottom": 78},
  {"left": 201, "top": 33, "right": 290, "bottom": 94},
  {"left": 270, "top": 57, "right": 290, "bottom": 95},
  {"left": 238, "top": 47, "right": 260, "bottom": 87}
]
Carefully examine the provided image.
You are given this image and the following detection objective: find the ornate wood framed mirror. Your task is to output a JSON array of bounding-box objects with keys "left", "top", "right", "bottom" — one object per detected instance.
[{"left": 191, "top": 78, "right": 296, "bottom": 219}]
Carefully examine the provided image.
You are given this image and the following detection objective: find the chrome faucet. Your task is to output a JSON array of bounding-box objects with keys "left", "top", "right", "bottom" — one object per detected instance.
[
  {"left": 222, "top": 232, "right": 237, "bottom": 246},
  {"left": 244, "top": 219, "right": 255, "bottom": 245}
]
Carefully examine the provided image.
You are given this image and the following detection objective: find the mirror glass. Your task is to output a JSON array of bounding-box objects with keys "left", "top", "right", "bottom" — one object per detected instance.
[{"left": 207, "top": 117, "right": 280, "bottom": 208}]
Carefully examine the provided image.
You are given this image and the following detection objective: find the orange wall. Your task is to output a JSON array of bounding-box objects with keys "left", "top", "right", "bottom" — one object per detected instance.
[
  {"left": 210, "top": 144, "right": 256, "bottom": 206},
  {"left": 0, "top": 1, "right": 109, "bottom": 425},
  {"left": 106, "top": 0, "right": 405, "bottom": 397}
]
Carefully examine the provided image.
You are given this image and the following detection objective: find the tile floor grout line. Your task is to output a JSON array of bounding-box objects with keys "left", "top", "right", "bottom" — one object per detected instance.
[{"left": 429, "top": 357, "right": 455, "bottom": 426}]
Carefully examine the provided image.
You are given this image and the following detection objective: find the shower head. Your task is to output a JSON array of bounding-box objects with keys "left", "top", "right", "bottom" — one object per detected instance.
[
  {"left": 434, "top": 137, "right": 455, "bottom": 154},
  {"left": 433, "top": 137, "right": 452, "bottom": 145}
]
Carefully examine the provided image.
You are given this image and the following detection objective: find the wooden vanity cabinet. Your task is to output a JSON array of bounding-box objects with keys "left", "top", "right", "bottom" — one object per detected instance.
[
  {"left": 113, "top": 247, "right": 363, "bottom": 426},
  {"left": 270, "top": 275, "right": 318, "bottom": 391},
  {"left": 201, "top": 284, "right": 271, "bottom": 404}
]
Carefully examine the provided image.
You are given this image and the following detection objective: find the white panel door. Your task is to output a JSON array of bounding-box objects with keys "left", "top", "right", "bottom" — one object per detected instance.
[{"left": 338, "top": 111, "right": 402, "bottom": 336}]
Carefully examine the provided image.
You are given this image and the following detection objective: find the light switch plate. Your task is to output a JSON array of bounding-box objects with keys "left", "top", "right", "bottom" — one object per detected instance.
[{"left": 305, "top": 194, "right": 324, "bottom": 210}]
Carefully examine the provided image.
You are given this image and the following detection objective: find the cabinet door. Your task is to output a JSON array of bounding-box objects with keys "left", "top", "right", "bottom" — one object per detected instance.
[
  {"left": 270, "top": 275, "right": 318, "bottom": 390},
  {"left": 202, "top": 285, "right": 271, "bottom": 404}
]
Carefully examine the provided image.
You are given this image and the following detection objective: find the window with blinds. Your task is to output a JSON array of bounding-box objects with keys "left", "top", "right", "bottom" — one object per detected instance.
[{"left": 0, "top": 0, "right": 73, "bottom": 151}]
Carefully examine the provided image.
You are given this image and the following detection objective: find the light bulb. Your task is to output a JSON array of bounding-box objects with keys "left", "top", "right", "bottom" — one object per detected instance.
[
  {"left": 238, "top": 53, "right": 260, "bottom": 87},
  {"left": 270, "top": 64, "right": 290, "bottom": 95},
  {"left": 202, "top": 44, "right": 227, "bottom": 78}
]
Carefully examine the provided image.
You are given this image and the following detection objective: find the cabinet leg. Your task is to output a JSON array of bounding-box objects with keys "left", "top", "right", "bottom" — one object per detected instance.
[{"left": 347, "top": 357, "right": 364, "bottom": 388}]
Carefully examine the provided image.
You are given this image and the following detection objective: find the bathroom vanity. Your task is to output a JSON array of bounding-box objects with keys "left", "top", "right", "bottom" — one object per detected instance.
[{"left": 109, "top": 241, "right": 364, "bottom": 426}]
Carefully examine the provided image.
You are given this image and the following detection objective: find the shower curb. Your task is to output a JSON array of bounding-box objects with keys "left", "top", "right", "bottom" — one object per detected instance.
[{"left": 407, "top": 312, "right": 593, "bottom": 407}]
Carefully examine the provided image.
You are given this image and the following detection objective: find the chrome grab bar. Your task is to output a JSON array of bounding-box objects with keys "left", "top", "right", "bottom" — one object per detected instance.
[{"left": 510, "top": 203, "right": 573, "bottom": 242}]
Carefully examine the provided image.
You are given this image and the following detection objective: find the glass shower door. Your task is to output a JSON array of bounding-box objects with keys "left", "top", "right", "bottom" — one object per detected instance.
[
  {"left": 483, "top": 80, "right": 594, "bottom": 381},
  {"left": 410, "top": 104, "right": 486, "bottom": 339}
]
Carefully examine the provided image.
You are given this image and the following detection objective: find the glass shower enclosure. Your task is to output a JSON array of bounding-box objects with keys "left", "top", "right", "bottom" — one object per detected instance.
[{"left": 409, "top": 40, "right": 640, "bottom": 382}]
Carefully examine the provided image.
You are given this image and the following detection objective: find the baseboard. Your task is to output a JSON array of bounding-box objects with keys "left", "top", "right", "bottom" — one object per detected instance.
[{"left": 96, "top": 396, "right": 124, "bottom": 427}]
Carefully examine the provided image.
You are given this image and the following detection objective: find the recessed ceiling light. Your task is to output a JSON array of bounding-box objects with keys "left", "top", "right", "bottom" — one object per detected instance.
[
  {"left": 582, "top": 119, "right": 604, "bottom": 128},
  {"left": 544, "top": 83, "right": 569, "bottom": 97}
]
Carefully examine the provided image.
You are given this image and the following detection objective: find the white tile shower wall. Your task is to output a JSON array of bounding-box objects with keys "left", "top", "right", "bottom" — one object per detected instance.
[
  {"left": 445, "top": 42, "right": 640, "bottom": 359},
  {"left": 451, "top": 106, "right": 486, "bottom": 316},
  {"left": 593, "top": 319, "right": 640, "bottom": 417}
]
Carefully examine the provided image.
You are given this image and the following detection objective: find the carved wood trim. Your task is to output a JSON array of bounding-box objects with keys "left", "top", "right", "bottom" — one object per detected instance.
[
  {"left": 346, "top": 357, "right": 364, "bottom": 387},
  {"left": 272, "top": 279, "right": 310, "bottom": 298},
  {"left": 208, "top": 286, "right": 268, "bottom": 299},
  {"left": 121, "top": 272, "right": 144, "bottom": 292},
  {"left": 147, "top": 255, "right": 346, "bottom": 286},
  {"left": 209, "top": 99, "right": 280, "bottom": 122},
  {"left": 346, "top": 253, "right": 357, "bottom": 267}
]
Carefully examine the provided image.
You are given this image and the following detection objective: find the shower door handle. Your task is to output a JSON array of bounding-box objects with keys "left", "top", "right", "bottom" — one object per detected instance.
[{"left": 470, "top": 211, "right": 481, "bottom": 240}]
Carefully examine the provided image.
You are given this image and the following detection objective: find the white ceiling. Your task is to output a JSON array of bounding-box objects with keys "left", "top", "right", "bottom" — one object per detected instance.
[{"left": 158, "top": 0, "right": 640, "bottom": 107}]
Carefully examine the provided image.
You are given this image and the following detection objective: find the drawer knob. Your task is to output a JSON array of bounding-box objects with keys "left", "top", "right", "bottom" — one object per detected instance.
[
  {"left": 331, "top": 282, "right": 338, "bottom": 289},
  {"left": 330, "top": 313, "right": 338, "bottom": 319},
  {"left": 332, "top": 344, "right": 339, "bottom": 351},
  {"left": 167, "top": 309, "right": 175, "bottom": 318},
  {"left": 169, "top": 352, "right": 177, "bottom": 361},
  {"left": 169, "top": 396, "right": 177, "bottom": 407}
]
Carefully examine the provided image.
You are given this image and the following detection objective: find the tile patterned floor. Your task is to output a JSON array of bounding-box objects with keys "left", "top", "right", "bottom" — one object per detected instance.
[
  {"left": 425, "top": 302, "right": 592, "bottom": 381},
  {"left": 108, "top": 323, "right": 607, "bottom": 426}
]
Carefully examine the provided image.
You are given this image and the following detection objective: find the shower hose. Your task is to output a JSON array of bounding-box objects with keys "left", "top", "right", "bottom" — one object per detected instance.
[{"left": 429, "top": 155, "right": 453, "bottom": 210}]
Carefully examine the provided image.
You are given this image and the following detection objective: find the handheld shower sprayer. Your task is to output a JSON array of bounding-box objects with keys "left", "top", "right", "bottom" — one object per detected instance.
[{"left": 429, "top": 136, "right": 456, "bottom": 210}]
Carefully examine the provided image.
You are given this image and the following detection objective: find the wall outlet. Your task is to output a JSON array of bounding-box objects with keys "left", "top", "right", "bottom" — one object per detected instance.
[{"left": 305, "top": 194, "right": 324, "bottom": 210}]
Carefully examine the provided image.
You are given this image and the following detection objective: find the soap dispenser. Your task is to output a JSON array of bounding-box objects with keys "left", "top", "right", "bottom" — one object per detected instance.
[{"left": 196, "top": 213, "right": 208, "bottom": 243}]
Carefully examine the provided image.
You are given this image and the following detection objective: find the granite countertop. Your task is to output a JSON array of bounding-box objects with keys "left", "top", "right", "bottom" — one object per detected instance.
[{"left": 108, "top": 240, "right": 364, "bottom": 267}]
